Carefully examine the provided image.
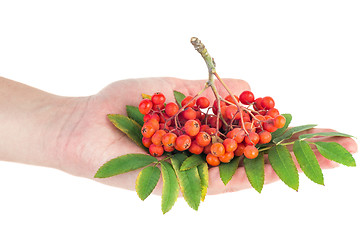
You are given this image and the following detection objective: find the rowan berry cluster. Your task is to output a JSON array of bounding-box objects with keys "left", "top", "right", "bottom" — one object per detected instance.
[{"left": 139, "top": 90, "right": 286, "bottom": 166}]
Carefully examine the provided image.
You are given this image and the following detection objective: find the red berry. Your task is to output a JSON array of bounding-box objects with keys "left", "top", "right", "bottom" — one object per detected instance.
[
  {"left": 149, "top": 144, "right": 164, "bottom": 157},
  {"left": 203, "top": 143, "right": 212, "bottom": 154},
  {"left": 184, "top": 120, "right": 200, "bottom": 137},
  {"left": 263, "top": 119, "right": 278, "bottom": 132},
  {"left": 195, "top": 131, "right": 211, "bottom": 147},
  {"left": 239, "top": 91, "right": 255, "bottom": 105},
  {"left": 182, "top": 107, "right": 197, "bottom": 120},
  {"left": 139, "top": 99, "right": 153, "bottom": 115},
  {"left": 253, "top": 97, "right": 264, "bottom": 111},
  {"left": 266, "top": 108, "right": 280, "bottom": 118},
  {"left": 163, "top": 145, "right": 175, "bottom": 152},
  {"left": 244, "top": 145, "right": 259, "bottom": 159},
  {"left": 212, "top": 100, "right": 227, "bottom": 115},
  {"left": 188, "top": 141, "right": 204, "bottom": 155},
  {"left": 234, "top": 143, "right": 246, "bottom": 156},
  {"left": 225, "top": 105, "right": 241, "bottom": 120},
  {"left": 181, "top": 96, "right": 196, "bottom": 108},
  {"left": 261, "top": 96, "right": 275, "bottom": 110},
  {"left": 211, "top": 143, "right": 225, "bottom": 157},
  {"left": 175, "top": 135, "right": 192, "bottom": 151},
  {"left": 152, "top": 103, "right": 165, "bottom": 111},
  {"left": 225, "top": 95, "right": 239, "bottom": 105},
  {"left": 223, "top": 138, "right": 238, "bottom": 152},
  {"left": 151, "top": 92, "right": 166, "bottom": 105},
  {"left": 142, "top": 137, "right": 152, "bottom": 148},
  {"left": 252, "top": 115, "right": 266, "bottom": 128},
  {"left": 146, "top": 118, "right": 160, "bottom": 131},
  {"left": 165, "top": 102, "right": 179, "bottom": 117},
  {"left": 206, "top": 154, "right": 220, "bottom": 166},
  {"left": 208, "top": 116, "right": 222, "bottom": 129},
  {"left": 274, "top": 115, "right": 286, "bottom": 128},
  {"left": 196, "top": 97, "right": 210, "bottom": 108}
]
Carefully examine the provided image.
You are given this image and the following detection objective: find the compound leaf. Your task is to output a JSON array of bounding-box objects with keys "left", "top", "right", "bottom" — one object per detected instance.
[
  {"left": 160, "top": 161, "right": 179, "bottom": 214},
  {"left": 313, "top": 142, "right": 356, "bottom": 167},
  {"left": 219, "top": 156, "right": 241, "bottom": 185},
  {"left": 126, "top": 105, "right": 144, "bottom": 126},
  {"left": 94, "top": 154, "right": 157, "bottom": 178},
  {"left": 268, "top": 145, "right": 299, "bottom": 191},
  {"left": 180, "top": 154, "right": 206, "bottom": 171},
  {"left": 244, "top": 153, "right": 265, "bottom": 193},
  {"left": 107, "top": 114, "right": 146, "bottom": 150},
  {"left": 171, "top": 153, "right": 201, "bottom": 211},
  {"left": 273, "top": 124, "right": 317, "bottom": 144},
  {"left": 136, "top": 165, "right": 161, "bottom": 201},
  {"left": 293, "top": 140, "right": 324, "bottom": 185},
  {"left": 197, "top": 162, "right": 209, "bottom": 201},
  {"left": 298, "top": 132, "right": 354, "bottom": 140}
]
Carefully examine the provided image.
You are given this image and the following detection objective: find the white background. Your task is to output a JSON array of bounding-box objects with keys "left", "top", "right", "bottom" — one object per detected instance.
[{"left": 0, "top": 0, "right": 361, "bottom": 239}]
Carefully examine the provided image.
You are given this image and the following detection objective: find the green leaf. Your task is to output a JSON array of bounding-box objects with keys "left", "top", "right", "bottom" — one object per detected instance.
[
  {"left": 160, "top": 161, "right": 179, "bottom": 214},
  {"left": 136, "top": 165, "right": 161, "bottom": 200},
  {"left": 197, "top": 162, "right": 209, "bottom": 201},
  {"left": 126, "top": 105, "right": 144, "bottom": 126},
  {"left": 244, "top": 153, "right": 265, "bottom": 193},
  {"left": 273, "top": 124, "right": 317, "bottom": 144},
  {"left": 107, "top": 114, "right": 146, "bottom": 150},
  {"left": 271, "top": 113, "right": 292, "bottom": 139},
  {"left": 293, "top": 140, "right": 324, "bottom": 185},
  {"left": 173, "top": 90, "right": 186, "bottom": 107},
  {"left": 268, "top": 145, "right": 299, "bottom": 191},
  {"left": 180, "top": 154, "right": 206, "bottom": 171},
  {"left": 94, "top": 154, "right": 157, "bottom": 178},
  {"left": 299, "top": 132, "right": 354, "bottom": 140},
  {"left": 219, "top": 156, "right": 241, "bottom": 185},
  {"left": 171, "top": 153, "right": 201, "bottom": 210},
  {"left": 313, "top": 142, "right": 356, "bottom": 167}
]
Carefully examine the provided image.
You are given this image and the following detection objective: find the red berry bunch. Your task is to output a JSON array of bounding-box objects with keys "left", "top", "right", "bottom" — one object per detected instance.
[{"left": 139, "top": 90, "right": 286, "bottom": 166}]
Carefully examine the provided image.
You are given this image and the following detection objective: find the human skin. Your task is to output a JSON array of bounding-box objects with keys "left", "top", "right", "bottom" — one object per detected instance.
[{"left": 0, "top": 76, "right": 358, "bottom": 195}]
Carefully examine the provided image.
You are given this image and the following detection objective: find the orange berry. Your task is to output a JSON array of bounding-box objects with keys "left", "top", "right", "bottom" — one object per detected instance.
[
  {"left": 211, "top": 143, "right": 225, "bottom": 157},
  {"left": 141, "top": 123, "right": 156, "bottom": 138},
  {"left": 258, "top": 130, "right": 272, "bottom": 144},
  {"left": 184, "top": 120, "right": 200, "bottom": 137},
  {"left": 195, "top": 131, "right": 211, "bottom": 147},
  {"left": 226, "top": 128, "right": 245, "bottom": 143},
  {"left": 274, "top": 115, "right": 286, "bottom": 129},
  {"left": 151, "top": 130, "right": 166, "bottom": 146},
  {"left": 206, "top": 154, "right": 220, "bottom": 166},
  {"left": 163, "top": 145, "right": 175, "bottom": 152},
  {"left": 266, "top": 108, "right": 279, "bottom": 118},
  {"left": 244, "top": 132, "right": 260, "bottom": 145},
  {"left": 175, "top": 135, "right": 192, "bottom": 151},
  {"left": 165, "top": 102, "right": 179, "bottom": 117},
  {"left": 162, "top": 132, "right": 177, "bottom": 147},
  {"left": 142, "top": 137, "right": 152, "bottom": 148},
  {"left": 223, "top": 138, "right": 238, "bottom": 152},
  {"left": 182, "top": 108, "right": 197, "bottom": 120},
  {"left": 181, "top": 96, "right": 196, "bottom": 108},
  {"left": 244, "top": 145, "right": 259, "bottom": 159},
  {"left": 149, "top": 144, "right": 164, "bottom": 157},
  {"left": 188, "top": 141, "right": 204, "bottom": 155},
  {"left": 234, "top": 143, "right": 246, "bottom": 156},
  {"left": 219, "top": 151, "right": 234, "bottom": 163}
]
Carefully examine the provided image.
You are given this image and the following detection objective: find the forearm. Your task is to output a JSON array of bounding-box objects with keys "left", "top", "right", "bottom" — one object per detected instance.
[{"left": 0, "top": 77, "right": 76, "bottom": 169}]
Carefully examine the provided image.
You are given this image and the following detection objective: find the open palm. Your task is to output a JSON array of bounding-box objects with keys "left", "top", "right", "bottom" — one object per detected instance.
[{"left": 58, "top": 77, "right": 358, "bottom": 195}]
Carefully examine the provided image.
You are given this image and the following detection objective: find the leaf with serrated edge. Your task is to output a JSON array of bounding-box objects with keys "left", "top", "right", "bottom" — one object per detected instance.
[
  {"left": 160, "top": 162, "right": 179, "bottom": 214},
  {"left": 268, "top": 145, "right": 299, "bottom": 191},
  {"left": 107, "top": 114, "right": 146, "bottom": 150},
  {"left": 173, "top": 90, "right": 186, "bottom": 107},
  {"left": 197, "top": 162, "right": 209, "bottom": 201},
  {"left": 313, "top": 142, "right": 356, "bottom": 167},
  {"left": 180, "top": 154, "right": 206, "bottom": 171},
  {"left": 298, "top": 132, "right": 354, "bottom": 140},
  {"left": 136, "top": 165, "right": 161, "bottom": 201},
  {"left": 94, "top": 154, "right": 157, "bottom": 178},
  {"left": 171, "top": 153, "right": 201, "bottom": 211},
  {"left": 244, "top": 154, "right": 265, "bottom": 193},
  {"left": 271, "top": 114, "right": 292, "bottom": 139},
  {"left": 293, "top": 140, "right": 324, "bottom": 185},
  {"left": 126, "top": 105, "right": 144, "bottom": 126},
  {"left": 273, "top": 124, "right": 317, "bottom": 144},
  {"left": 219, "top": 156, "right": 241, "bottom": 185}
]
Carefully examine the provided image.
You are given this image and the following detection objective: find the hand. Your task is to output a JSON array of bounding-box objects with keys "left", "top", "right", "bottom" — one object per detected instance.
[{"left": 54, "top": 77, "right": 358, "bottom": 195}]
